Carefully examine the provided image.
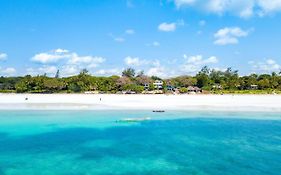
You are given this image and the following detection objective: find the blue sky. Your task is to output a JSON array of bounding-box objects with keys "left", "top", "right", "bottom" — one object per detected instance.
[{"left": 0, "top": 0, "right": 281, "bottom": 77}]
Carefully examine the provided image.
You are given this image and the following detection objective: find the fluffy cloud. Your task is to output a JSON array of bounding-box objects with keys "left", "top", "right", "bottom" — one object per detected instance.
[
  {"left": 0, "top": 67, "right": 16, "bottom": 76},
  {"left": 114, "top": 37, "right": 125, "bottom": 42},
  {"left": 147, "top": 66, "right": 166, "bottom": 77},
  {"left": 181, "top": 55, "right": 218, "bottom": 73},
  {"left": 108, "top": 33, "right": 126, "bottom": 42},
  {"left": 94, "top": 68, "right": 122, "bottom": 76},
  {"left": 0, "top": 53, "right": 8, "bottom": 61},
  {"left": 158, "top": 20, "right": 184, "bottom": 32},
  {"left": 214, "top": 27, "right": 249, "bottom": 45},
  {"left": 61, "top": 65, "right": 80, "bottom": 77},
  {"left": 26, "top": 66, "right": 57, "bottom": 76},
  {"left": 158, "top": 22, "right": 177, "bottom": 32},
  {"left": 29, "top": 49, "right": 106, "bottom": 76},
  {"left": 124, "top": 56, "right": 150, "bottom": 66},
  {"left": 249, "top": 59, "right": 281, "bottom": 73},
  {"left": 186, "top": 55, "right": 218, "bottom": 64},
  {"left": 206, "top": 0, "right": 255, "bottom": 18},
  {"left": 31, "top": 49, "right": 71, "bottom": 64},
  {"left": 67, "top": 54, "right": 105, "bottom": 68},
  {"left": 258, "top": 0, "right": 281, "bottom": 16},
  {"left": 124, "top": 56, "right": 141, "bottom": 66},
  {"left": 146, "top": 41, "right": 160, "bottom": 47},
  {"left": 171, "top": 0, "right": 281, "bottom": 18},
  {"left": 152, "top": 41, "right": 160, "bottom": 46},
  {"left": 173, "top": 0, "right": 196, "bottom": 8},
  {"left": 125, "top": 29, "right": 135, "bottom": 35}
]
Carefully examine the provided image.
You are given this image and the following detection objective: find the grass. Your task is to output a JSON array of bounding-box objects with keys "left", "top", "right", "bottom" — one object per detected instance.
[{"left": 211, "top": 89, "right": 281, "bottom": 94}]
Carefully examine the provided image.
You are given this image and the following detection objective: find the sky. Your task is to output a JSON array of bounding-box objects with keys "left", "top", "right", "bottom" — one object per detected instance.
[{"left": 0, "top": 0, "right": 281, "bottom": 77}]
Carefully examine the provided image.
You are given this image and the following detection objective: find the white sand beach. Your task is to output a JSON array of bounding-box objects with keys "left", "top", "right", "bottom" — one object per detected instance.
[{"left": 0, "top": 94, "right": 281, "bottom": 111}]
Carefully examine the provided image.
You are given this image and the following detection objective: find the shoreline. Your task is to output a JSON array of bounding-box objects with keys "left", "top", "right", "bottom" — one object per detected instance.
[{"left": 1, "top": 94, "right": 281, "bottom": 111}]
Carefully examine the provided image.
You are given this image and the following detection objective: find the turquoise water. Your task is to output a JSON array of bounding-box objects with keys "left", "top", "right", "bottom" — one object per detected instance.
[{"left": 0, "top": 110, "right": 281, "bottom": 175}]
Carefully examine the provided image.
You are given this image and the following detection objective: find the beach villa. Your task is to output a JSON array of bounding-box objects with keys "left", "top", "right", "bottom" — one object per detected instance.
[{"left": 153, "top": 80, "right": 163, "bottom": 90}]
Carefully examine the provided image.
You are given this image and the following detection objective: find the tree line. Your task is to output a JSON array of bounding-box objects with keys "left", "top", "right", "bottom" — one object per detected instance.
[{"left": 0, "top": 66, "right": 281, "bottom": 94}]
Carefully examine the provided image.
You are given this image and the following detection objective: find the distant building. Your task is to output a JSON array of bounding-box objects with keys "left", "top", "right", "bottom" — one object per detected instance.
[
  {"left": 167, "top": 85, "right": 175, "bottom": 91},
  {"left": 187, "top": 86, "right": 202, "bottom": 93},
  {"left": 144, "top": 83, "right": 150, "bottom": 90},
  {"left": 250, "top": 85, "right": 258, "bottom": 90},
  {"left": 212, "top": 84, "right": 223, "bottom": 90},
  {"left": 153, "top": 80, "right": 163, "bottom": 90}
]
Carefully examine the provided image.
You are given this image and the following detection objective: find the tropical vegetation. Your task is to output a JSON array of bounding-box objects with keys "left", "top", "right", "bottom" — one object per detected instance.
[{"left": 0, "top": 67, "right": 281, "bottom": 94}]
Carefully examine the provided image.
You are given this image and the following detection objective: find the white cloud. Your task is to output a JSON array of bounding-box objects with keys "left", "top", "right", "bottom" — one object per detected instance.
[
  {"left": 31, "top": 49, "right": 105, "bottom": 65},
  {"left": 125, "top": 29, "right": 135, "bottom": 34},
  {"left": 249, "top": 59, "right": 281, "bottom": 73},
  {"left": 124, "top": 56, "right": 150, "bottom": 67},
  {"left": 114, "top": 37, "right": 125, "bottom": 42},
  {"left": 0, "top": 53, "right": 8, "bottom": 61},
  {"left": 26, "top": 66, "right": 57, "bottom": 76},
  {"left": 0, "top": 67, "right": 16, "bottom": 76},
  {"left": 158, "top": 20, "right": 184, "bottom": 32},
  {"left": 181, "top": 55, "right": 219, "bottom": 73},
  {"left": 213, "top": 67, "right": 228, "bottom": 72},
  {"left": 172, "top": 0, "right": 281, "bottom": 18},
  {"left": 214, "top": 27, "right": 249, "bottom": 45},
  {"left": 145, "top": 60, "right": 175, "bottom": 77},
  {"left": 61, "top": 65, "right": 79, "bottom": 77},
  {"left": 206, "top": 0, "right": 255, "bottom": 18},
  {"left": 186, "top": 55, "right": 218, "bottom": 64},
  {"left": 94, "top": 68, "right": 122, "bottom": 76},
  {"left": 108, "top": 33, "right": 126, "bottom": 42},
  {"left": 147, "top": 41, "right": 160, "bottom": 47},
  {"left": 124, "top": 56, "right": 141, "bottom": 66},
  {"left": 55, "top": 48, "right": 69, "bottom": 53},
  {"left": 258, "top": 0, "right": 281, "bottom": 15},
  {"left": 31, "top": 49, "right": 71, "bottom": 64},
  {"left": 147, "top": 66, "right": 166, "bottom": 77},
  {"left": 173, "top": 0, "right": 196, "bottom": 8},
  {"left": 26, "top": 64, "right": 83, "bottom": 77},
  {"left": 68, "top": 54, "right": 105, "bottom": 65},
  {"left": 158, "top": 22, "right": 177, "bottom": 32},
  {"left": 30, "top": 49, "right": 106, "bottom": 76},
  {"left": 152, "top": 41, "right": 160, "bottom": 46}
]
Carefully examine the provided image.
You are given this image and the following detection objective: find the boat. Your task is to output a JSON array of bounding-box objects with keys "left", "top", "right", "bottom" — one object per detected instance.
[
  {"left": 152, "top": 110, "right": 165, "bottom": 113},
  {"left": 116, "top": 117, "right": 151, "bottom": 123}
]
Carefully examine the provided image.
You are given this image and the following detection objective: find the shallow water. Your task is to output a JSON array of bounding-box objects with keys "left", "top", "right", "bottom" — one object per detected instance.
[{"left": 0, "top": 110, "right": 281, "bottom": 175}]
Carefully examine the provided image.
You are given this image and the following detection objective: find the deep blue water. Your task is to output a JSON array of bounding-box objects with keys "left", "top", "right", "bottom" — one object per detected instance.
[{"left": 0, "top": 110, "right": 281, "bottom": 175}]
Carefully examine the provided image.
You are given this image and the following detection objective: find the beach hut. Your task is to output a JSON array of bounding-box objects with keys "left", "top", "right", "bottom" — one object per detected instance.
[
  {"left": 143, "top": 83, "right": 150, "bottom": 90},
  {"left": 250, "top": 85, "right": 258, "bottom": 90},
  {"left": 167, "top": 85, "right": 175, "bottom": 91},
  {"left": 187, "top": 86, "right": 202, "bottom": 93}
]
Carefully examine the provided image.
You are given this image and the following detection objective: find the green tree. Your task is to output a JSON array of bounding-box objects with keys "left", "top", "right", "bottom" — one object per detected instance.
[
  {"left": 43, "top": 78, "right": 64, "bottom": 92},
  {"left": 179, "top": 87, "right": 188, "bottom": 93},
  {"left": 122, "top": 68, "right": 135, "bottom": 78},
  {"left": 196, "top": 66, "right": 210, "bottom": 88}
]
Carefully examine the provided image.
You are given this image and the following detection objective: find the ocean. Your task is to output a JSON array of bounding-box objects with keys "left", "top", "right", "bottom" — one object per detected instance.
[{"left": 0, "top": 110, "right": 280, "bottom": 175}]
